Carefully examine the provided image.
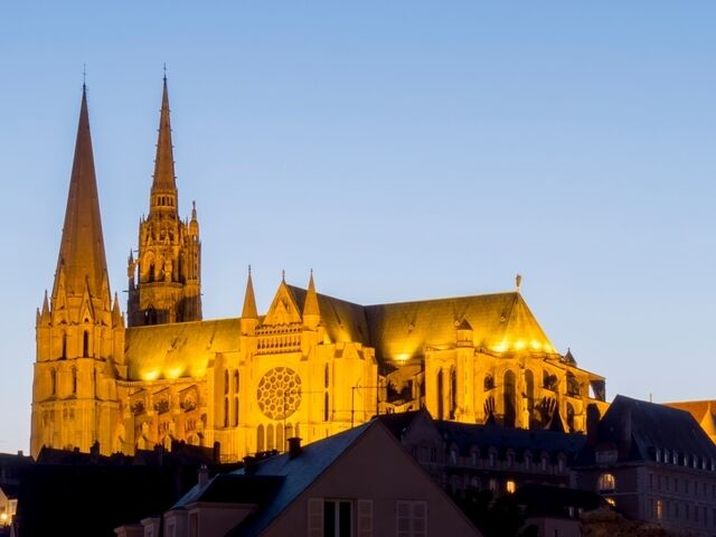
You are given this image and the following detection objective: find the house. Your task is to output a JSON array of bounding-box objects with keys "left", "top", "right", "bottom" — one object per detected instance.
[
  {"left": 572, "top": 395, "right": 716, "bottom": 536},
  {"left": 116, "top": 419, "right": 482, "bottom": 536}
]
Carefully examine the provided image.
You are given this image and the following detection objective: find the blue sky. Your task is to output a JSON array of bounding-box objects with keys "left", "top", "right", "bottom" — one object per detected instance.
[{"left": 1, "top": 2, "right": 715, "bottom": 453}]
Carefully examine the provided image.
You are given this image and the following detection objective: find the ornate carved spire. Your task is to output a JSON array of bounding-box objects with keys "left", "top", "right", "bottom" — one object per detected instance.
[
  {"left": 53, "top": 84, "right": 109, "bottom": 301},
  {"left": 242, "top": 265, "right": 258, "bottom": 319},
  {"left": 150, "top": 75, "right": 177, "bottom": 208}
]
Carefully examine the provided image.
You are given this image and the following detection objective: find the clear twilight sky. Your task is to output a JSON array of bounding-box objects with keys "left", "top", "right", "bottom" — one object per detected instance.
[{"left": 1, "top": 2, "right": 715, "bottom": 453}]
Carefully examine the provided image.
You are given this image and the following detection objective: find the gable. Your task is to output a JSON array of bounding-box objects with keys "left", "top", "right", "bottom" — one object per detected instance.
[
  {"left": 263, "top": 283, "right": 303, "bottom": 326},
  {"left": 260, "top": 423, "right": 481, "bottom": 536}
]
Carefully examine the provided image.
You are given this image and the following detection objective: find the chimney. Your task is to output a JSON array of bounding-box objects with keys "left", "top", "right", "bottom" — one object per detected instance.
[
  {"left": 586, "top": 404, "right": 601, "bottom": 446},
  {"left": 198, "top": 464, "right": 209, "bottom": 487},
  {"left": 243, "top": 455, "right": 256, "bottom": 475},
  {"left": 17, "top": 450, "right": 23, "bottom": 457},
  {"left": 288, "top": 437, "right": 302, "bottom": 459}
]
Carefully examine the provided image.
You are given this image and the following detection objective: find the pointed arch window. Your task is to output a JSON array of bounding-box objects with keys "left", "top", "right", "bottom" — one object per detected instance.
[
  {"left": 276, "top": 423, "right": 284, "bottom": 452},
  {"left": 437, "top": 370, "right": 444, "bottom": 420},
  {"left": 50, "top": 368, "right": 57, "bottom": 396},
  {"left": 61, "top": 333, "right": 67, "bottom": 359},
  {"left": 232, "top": 370, "right": 240, "bottom": 427},
  {"left": 323, "top": 364, "right": 330, "bottom": 422},
  {"left": 503, "top": 370, "right": 516, "bottom": 427},
  {"left": 257, "top": 425, "right": 265, "bottom": 452},
  {"left": 223, "top": 398, "right": 229, "bottom": 428},
  {"left": 72, "top": 367, "right": 78, "bottom": 395},
  {"left": 267, "top": 424, "right": 274, "bottom": 450},
  {"left": 82, "top": 330, "right": 90, "bottom": 357},
  {"left": 449, "top": 367, "right": 457, "bottom": 420}
]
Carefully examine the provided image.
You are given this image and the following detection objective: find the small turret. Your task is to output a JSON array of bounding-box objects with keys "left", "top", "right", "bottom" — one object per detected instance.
[
  {"left": 189, "top": 200, "right": 199, "bottom": 237},
  {"left": 455, "top": 318, "right": 473, "bottom": 347}
]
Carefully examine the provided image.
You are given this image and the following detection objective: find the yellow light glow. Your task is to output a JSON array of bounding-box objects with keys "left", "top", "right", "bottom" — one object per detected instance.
[
  {"left": 506, "top": 480, "right": 516, "bottom": 494},
  {"left": 165, "top": 366, "right": 184, "bottom": 379},
  {"left": 395, "top": 353, "right": 410, "bottom": 362},
  {"left": 493, "top": 341, "right": 508, "bottom": 353},
  {"left": 141, "top": 369, "right": 160, "bottom": 381},
  {"left": 530, "top": 340, "right": 541, "bottom": 350},
  {"left": 514, "top": 340, "right": 526, "bottom": 351},
  {"left": 0, "top": 513, "right": 8, "bottom": 524}
]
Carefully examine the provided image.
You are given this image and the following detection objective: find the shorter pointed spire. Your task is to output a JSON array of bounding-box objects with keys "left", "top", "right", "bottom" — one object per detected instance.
[
  {"left": 242, "top": 265, "right": 258, "bottom": 319},
  {"left": 112, "top": 292, "right": 123, "bottom": 327},
  {"left": 42, "top": 290, "right": 50, "bottom": 316},
  {"left": 303, "top": 269, "right": 320, "bottom": 319}
]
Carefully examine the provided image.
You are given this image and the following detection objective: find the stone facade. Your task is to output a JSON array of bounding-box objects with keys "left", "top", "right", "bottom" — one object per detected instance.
[{"left": 30, "top": 81, "right": 609, "bottom": 461}]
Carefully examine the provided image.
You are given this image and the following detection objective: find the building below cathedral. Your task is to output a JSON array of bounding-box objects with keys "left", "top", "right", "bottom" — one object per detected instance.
[{"left": 30, "top": 78, "right": 609, "bottom": 462}]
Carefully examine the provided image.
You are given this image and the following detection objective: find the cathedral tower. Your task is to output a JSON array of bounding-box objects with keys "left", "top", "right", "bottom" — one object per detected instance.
[
  {"left": 127, "top": 76, "right": 202, "bottom": 326},
  {"left": 31, "top": 85, "right": 124, "bottom": 458}
]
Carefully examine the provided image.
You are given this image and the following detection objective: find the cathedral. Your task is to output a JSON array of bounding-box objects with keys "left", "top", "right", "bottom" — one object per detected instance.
[{"left": 31, "top": 79, "right": 609, "bottom": 461}]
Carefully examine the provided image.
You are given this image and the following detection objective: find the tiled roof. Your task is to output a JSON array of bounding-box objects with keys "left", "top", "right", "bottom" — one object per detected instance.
[
  {"left": 436, "top": 420, "right": 586, "bottom": 459},
  {"left": 578, "top": 395, "right": 716, "bottom": 465},
  {"left": 228, "top": 423, "right": 372, "bottom": 536}
]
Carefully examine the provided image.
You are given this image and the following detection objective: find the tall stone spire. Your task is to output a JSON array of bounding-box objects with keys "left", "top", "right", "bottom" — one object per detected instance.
[
  {"left": 150, "top": 74, "right": 177, "bottom": 212},
  {"left": 53, "top": 84, "right": 109, "bottom": 300},
  {"left": 128, "top": 74, "right": 202, "bottom": 326}
]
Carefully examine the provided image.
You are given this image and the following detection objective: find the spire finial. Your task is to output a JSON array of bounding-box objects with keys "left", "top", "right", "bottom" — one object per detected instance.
[
  {"left": 82, "top": 63, "right": 86, "bottom": 88},
  {"left": 515, "top": 273, "right": 522, "bottom": 292},
  {"left": 163, "top": 62, "right": 167, "bottom": 81},
  {"left": 282, "top": 269, "right": 286, "bottom": 283}
]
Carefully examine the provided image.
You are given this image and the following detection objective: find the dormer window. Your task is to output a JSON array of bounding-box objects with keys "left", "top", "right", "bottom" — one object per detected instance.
[{"left": 655, "top": 448, "right": 662, "bottom": 463}]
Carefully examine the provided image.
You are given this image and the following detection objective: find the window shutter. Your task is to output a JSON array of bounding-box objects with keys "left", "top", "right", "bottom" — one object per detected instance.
[
  {"left": 413, "top": 502, "right": 427, "bottom": 537},
  {"left": 308, "top": 498, "right": 324, "bottom": 537},
  {"left": 397, "top": 501, "right": 410, "bottom": 537},
  {"left": 357, "top": 499, "right": 373, "bottom": 537}
]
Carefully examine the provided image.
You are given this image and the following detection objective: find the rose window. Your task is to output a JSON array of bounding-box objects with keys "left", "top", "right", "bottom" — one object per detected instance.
[{"left": 256, "top": 367, "right": 302, "bottom": 420}]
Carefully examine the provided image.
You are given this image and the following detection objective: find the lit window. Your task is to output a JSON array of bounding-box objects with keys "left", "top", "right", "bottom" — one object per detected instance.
[
  {"left": 656, "top": 499, "right": 664, "bottom": 521},
  {"left": 606, "top": 497, "right": 616, "bottom": 507},
  {"left": 396, "top": 500, "right": 427, "bottom": 537},
  {"left": 489, "top": 478, "right": 497, "bottom": 492},
  {"left": 598, "top": 473, "right": 616, "bottom": 492},
  {"left": 506, "top": 480, "right": 516, "bottom": 494}
]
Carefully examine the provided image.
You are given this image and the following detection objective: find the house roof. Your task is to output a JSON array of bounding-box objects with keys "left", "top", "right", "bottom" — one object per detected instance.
[
  {"left": 173, "top": 474, "right": 284, "bottom": 508},
  {"left": 375, "top": 410, "right": 425, "bottom": 440},
  {"left": 578, "top": 395, "right": 716, "bottom": 465},
  {"left": 436, "top": 420, "right": 586, "bottom": 460},
  {"left": 226, "top": 423, "right": 372, "bottom": 536}
]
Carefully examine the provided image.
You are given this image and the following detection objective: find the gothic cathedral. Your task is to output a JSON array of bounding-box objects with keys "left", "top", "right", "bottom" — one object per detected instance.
[{"left": 31, "top": 80, "right": 609, "bottom": 461}]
